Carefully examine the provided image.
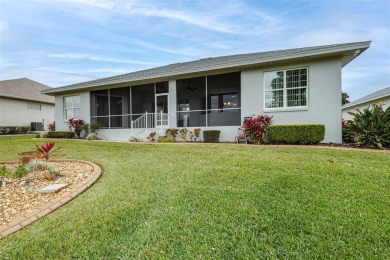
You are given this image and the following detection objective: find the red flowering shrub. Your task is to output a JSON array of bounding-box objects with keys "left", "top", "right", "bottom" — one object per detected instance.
[
  {"left": 67, "top": 118, "right": 86, "bottom": 138},
  {"left": 36, "top": 142, "right": 63, "bottom": 161},
  {"left": 244, "top": 115, "right": 273, "bottom": 144},
  {"left": 47, "top": 121, "right": 56, "bottom": 132}
]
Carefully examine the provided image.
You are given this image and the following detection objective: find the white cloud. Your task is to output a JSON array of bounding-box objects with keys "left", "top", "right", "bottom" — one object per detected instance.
[
  {"left": 0, "top": 21, "right": 7, "bottom": 32},
  {"left": 126, "top": 7, "right": 233, "bottom": 33},
  {"left": 128, "top": 38, "right": 202, "bottom": 56},
  {"left": 47, "top": 53, "right": 158, "bottom": 65},
  {"left": 34, "top": 0, "right": 115, "bottom": 9},
  {"left": 0, "top": 56, "right": 18, "bottom": 67}
]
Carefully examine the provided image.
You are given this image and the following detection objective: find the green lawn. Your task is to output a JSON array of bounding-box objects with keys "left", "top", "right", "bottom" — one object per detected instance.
[{"left": 0, "top": 136, "right": 389, "bottom": 259}]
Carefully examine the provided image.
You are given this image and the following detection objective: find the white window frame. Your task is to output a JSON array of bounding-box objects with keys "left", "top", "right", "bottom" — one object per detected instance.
[
  {"left": 27, "top": 103, "right": 41, "bottom": 110},
  {"left": 264, "top": 67, "right": 309, "bottom": 112},
  {"left": 64, "top": 95, "right": 81, "bottom": 121}
]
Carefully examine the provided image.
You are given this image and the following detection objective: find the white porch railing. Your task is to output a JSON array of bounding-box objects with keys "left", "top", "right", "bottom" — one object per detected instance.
[{"left": 131, "top": 111, "right": 169, "bottom": 137}]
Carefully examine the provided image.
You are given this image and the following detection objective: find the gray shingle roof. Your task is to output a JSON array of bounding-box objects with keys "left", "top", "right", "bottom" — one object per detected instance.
[
  {"left": 343, "top": 87, "right": 390, "bottom": 109},
  {"left": 42, "top": 41, "right": 371, "bottom": 95},
  {"left": 0, "top": 78, "right": 54, "bottom": 104}
]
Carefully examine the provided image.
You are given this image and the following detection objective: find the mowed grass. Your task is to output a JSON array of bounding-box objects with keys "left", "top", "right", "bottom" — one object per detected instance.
[{"left": 0, "top": 136, "right": 389, "bottom": 259}]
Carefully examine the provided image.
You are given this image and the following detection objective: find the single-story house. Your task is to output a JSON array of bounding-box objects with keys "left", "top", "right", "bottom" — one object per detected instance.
[
  {"left": 342, "top": 86, "right": 390, "bottom": 120},
  {"left": 42, "top": 41, "right": 371, "bottom": 143},
  {"left": 0, "top": 78, "right": 55, "bottom": 131}
]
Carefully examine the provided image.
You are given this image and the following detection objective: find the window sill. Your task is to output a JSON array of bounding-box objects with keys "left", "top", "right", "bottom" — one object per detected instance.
[{"left": 264, "top": 107, "right": 309, "bottom": 113}]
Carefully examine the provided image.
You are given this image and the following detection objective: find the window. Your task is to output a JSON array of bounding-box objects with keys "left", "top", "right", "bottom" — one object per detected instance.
[
  {"left": 27, "top": 103, "right": 41, "bottom": 110},
  {"left": 264, "top": 68, "right": 308, "bottom": 109},
  {"left": 64, "top": 95, "right": 80, "bottom": 120},
  {"left": 176, "top": 72, "right": 241, "bottom": 127}
]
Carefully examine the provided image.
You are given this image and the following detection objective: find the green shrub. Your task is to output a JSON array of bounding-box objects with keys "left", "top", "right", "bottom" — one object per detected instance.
[
  {"left": 46, "top": 131, "right": 74, "bottom": 139},
  {"left": 0, "top": 126, "right": 30, "bottom": 135},
  {"left": 0, "top": 165, "right": 10, "bottom": 176},
  {"left": 40, "top": 132, "right": 49, "bottom": 138},
  {"left": 86, "top": 133, "right": 101, "bottom": 141},
  {"left": 7, "top": 127, "right": 18, "bottom": 135},
  {"left": 344, "top": 104, "right": 390, "bottom": 149},
  {"left": 203, "top": 130, "right": 221, "bottom": 143},
  {"left": 14, "top": 165, "right": 29, "bottom": 177},
  {"left": 28, "top": 159, "right": 60, "bottom": 177},
  {"left": 90, "top": 123, "right": 102, "bottom": 134},
  {"left": 268, "top": 124, "right": 325, "bottom": 144},
  {"left": 18, "top": 126, "right": 30, "bottom": 134},
  {"left": 157, "top": 136, "right": 174, "bottom": 143},
  {"left": 35, "top": 133, "right": 41, "bottom": 138}
]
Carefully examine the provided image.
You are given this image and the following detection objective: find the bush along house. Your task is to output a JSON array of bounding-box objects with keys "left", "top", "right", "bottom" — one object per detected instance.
[{"left": 41, "top": 41, "right": 370, "bottom": 143}]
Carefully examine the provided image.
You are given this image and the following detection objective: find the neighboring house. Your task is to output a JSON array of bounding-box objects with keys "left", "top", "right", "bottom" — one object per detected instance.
[
  {"left": 42, "top": 41, "right": 371, "bottom": 143},
  {"left": 0, "top": 78, "right": 55, "bottom": 131},
  {"left": 342, "top": 87, "right": 390, "bottom": 120}
]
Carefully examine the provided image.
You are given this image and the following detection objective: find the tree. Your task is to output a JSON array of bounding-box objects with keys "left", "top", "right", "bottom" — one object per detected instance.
[{"left": 342, "top": 92, "right": 350, "bottom": 105}]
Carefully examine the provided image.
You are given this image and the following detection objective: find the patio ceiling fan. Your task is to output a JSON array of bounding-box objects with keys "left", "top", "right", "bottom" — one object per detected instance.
[
  {"left": 185, "top": 81, "right": 198, "bottom": 92},
  {"left": 187, "top": 86, "right": 198, "bottom": 92}
]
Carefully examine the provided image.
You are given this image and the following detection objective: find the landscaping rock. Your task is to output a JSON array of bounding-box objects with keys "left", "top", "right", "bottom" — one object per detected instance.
[{"left": 38, "top": 183, "right": 68, "bottom": 193}]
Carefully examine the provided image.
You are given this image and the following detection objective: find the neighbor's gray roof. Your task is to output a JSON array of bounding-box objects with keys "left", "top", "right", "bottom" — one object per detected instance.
[
  {"left": 343, "top": 87, "right": 390, "bottom": 109},
  {"left": 0, "top": 78, "right": 55, "bottom": 104},
  {"left": 42, "top": 41, "right": 371, "bottom": 95}
]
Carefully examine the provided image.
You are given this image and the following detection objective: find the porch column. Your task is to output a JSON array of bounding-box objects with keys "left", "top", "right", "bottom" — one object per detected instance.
[{"left": 168, "top": 80, "right": 177, "bottom": 128}]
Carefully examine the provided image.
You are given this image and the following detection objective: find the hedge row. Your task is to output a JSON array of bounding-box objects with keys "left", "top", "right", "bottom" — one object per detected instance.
[
  {"left": 203, "top": 130, "right": 221, "bottom": 143},
  {"left": 46, "top": 131, "right": 74, "bottom": 139},
  {"left": 268, "top": 124, "right": 325, "bottom": 144},
  {"left": 0, "top": 126, "right": 30, "bottom": 135}
]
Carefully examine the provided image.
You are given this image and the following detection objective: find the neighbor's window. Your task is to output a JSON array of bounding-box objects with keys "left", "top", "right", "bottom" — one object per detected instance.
[
  {"left": 64, "top": 95, "right": 81, "bottom": 120},
  {"left": 27, "top": 103, "right": 41, "bottom": 110},
  {"left": 264, "top": 68, "right": 308, "bottom": 109}
]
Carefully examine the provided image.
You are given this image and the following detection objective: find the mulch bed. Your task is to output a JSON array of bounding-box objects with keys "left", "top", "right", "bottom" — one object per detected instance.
[{"left": 0, "top": 161, "right": 94, "bottom": 226}]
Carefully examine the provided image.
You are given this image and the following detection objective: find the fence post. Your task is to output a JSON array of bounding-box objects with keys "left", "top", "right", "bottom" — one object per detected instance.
[
  {"left": 131, "top": 120, "right": 134, "bottom": 137},
  {"left": 145, "top": 111, "right": 148, "bottom": 131},
  {"left": 160, "top": 111, "right": 162, "bottom": 132}
]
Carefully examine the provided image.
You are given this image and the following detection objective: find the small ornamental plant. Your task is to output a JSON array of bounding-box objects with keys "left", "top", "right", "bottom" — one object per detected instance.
[
  {"left": 35, "top": 142, "right": 64, "bottom": 180},
  {"left": 67, "top": 118, "right": 86, "bottom": 138},
  {"left": 194, "top": 128, "right": 201, "bottom": 142},
  {"left": 179, "top": 128, "right": 188, "bottom": 142},
  {"left": 244, "top": 115, "right": 273, "bottom": 144},
  {"left": 47, "top": 121, "right": 56, "bottom": 132},
  {"left": 166, "top": 128, "right": 179, "bottom": 141},
  {"left": 36, "top": 142, "right": 63, "bottom": 162},
  {"left": 147, "top": 132, "right": 157, "bottom": 142},
  {"left": 189, "top": 131, "right": 194, "bottom": 142}
]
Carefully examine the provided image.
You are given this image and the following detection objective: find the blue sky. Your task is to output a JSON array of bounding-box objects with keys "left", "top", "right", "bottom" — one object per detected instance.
[{"left": 0, "top": 0, "right": 389, "bottom": 101}]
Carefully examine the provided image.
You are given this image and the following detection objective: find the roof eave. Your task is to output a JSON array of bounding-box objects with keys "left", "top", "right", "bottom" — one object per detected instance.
[
  {"left": 42, "top": 41, "right": 371, "bottom": 95},
  {"left": 342, "top": 94, "right": 390, "bottom": 109},
  {"left": 0, "top": 94, "right": 55, "bottom": 104}
]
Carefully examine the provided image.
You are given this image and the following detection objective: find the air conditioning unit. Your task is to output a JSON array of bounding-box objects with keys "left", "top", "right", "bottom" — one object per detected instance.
[{"left": 31, "top": 122, "right": 44, "bottom": 131}]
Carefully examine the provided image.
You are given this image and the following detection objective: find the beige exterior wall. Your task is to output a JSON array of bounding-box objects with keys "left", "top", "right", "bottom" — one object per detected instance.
[
  {"left": 0, "top": 97, "right": 55, "bottom": 130},
  {"left": 342, "top": 96, "right": 390, "bottom": 120}
]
